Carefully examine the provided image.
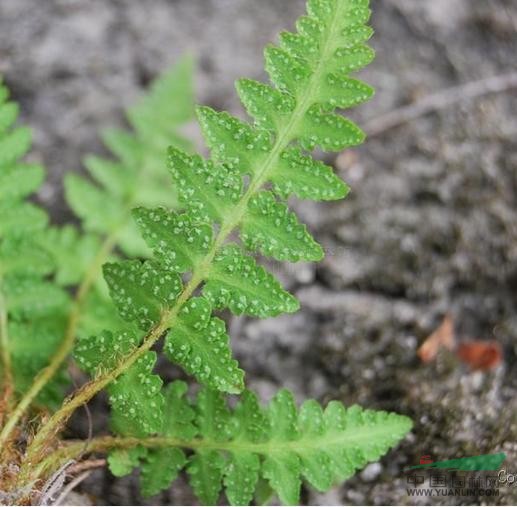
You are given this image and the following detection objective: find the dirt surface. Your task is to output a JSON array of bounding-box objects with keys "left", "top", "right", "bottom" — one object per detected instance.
[{"left": 1, "top": 0, "right": 517, "bottom": 505}]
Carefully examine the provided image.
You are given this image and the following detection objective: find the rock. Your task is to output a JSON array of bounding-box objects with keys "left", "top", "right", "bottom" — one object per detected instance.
[{"left": 360, "top": 462, "right": 383, "bottom": 482}]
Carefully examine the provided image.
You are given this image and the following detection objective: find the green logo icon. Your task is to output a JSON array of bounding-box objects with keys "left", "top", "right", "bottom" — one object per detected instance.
[{"left": 405, "top": 453, "right": 506, "bottom": 472}]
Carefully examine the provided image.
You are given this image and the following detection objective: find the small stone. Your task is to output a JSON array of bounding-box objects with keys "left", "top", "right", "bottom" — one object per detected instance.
[{"left": 360, "top": 462, "right": 382, "bottom": 482}]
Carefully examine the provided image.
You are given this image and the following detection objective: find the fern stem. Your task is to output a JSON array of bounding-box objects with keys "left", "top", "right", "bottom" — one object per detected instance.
[
  {"left": 0, "top": 233, "right": 118, "bottom": 449},
  {"left": 23, "top": 7, "right": 345, "bottom": 476}
]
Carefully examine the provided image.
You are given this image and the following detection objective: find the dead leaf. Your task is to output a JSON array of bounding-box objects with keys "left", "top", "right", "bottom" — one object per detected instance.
[
  {"left": 417, "top": 314, "right": 455, "bottom": 363},
  {"left": 456, "top": 341, "right": 502, "bottom": 371}
]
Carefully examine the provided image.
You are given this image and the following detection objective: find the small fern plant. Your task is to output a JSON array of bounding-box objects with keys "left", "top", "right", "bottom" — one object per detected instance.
[{"left": 0, "top": 1, "right": 412, "bottom": 504}]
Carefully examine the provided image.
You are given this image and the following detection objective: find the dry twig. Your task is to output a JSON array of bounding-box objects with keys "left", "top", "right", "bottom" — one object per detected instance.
[
  {"left": 52, "top": 471, "right": 92, "bottom": 506},
  {"left": 67, "top": 458, "right": 106, "bottom": 476},
  {"left": 365, "top": 72, "right": 517, "bottom": 137}
]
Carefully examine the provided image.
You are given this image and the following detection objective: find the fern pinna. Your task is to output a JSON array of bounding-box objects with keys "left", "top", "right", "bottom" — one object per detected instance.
[{"left": 3, "top": 0, "right": 412, "bottom": 504}]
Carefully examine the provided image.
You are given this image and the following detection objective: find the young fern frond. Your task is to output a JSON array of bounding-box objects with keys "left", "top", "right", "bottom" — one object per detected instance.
[
  {"left": 21, "top": 0, "right": 412, "bottom": 504},
  {"left": 0, "top": 80, "right": 70, "bottom": 411}
]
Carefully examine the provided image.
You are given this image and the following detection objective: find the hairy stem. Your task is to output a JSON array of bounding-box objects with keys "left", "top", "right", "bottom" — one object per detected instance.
[
  {"left": 0, "top": 233, "right": 118, "bottom": 449},
  {"left": 23, "top": 6, "right": 344, "bottom": 481}
]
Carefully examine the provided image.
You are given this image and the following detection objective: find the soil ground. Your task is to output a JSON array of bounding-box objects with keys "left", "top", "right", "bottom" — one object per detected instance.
[{"left": 1, "top": 0, "right": 516, "bottom": 505}]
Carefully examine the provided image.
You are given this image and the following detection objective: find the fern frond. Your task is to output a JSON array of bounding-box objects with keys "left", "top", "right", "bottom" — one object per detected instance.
[
  {"left": 0, "top": 79, "right": 70, "bottom": 404},
  {"left": 97, "top": 384, "right": 412, "bottom": 505},
  {"left": 29, "top": 2, "right": 413, "bottom": 501},
  {"left": 100, "top": 0, "right": 375, "bottom": 395}
]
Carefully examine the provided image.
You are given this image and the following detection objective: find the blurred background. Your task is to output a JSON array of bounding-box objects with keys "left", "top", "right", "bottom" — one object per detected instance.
[{"left": 1, "top": 0, "right": 516, "bottom": 504}]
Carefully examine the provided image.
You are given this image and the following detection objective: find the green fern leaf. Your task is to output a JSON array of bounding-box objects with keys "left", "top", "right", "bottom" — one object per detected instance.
[
  {"left": 128, "top": 57, "right": 194, "bottom": 140},
  {"left": 74, "top": 329, "right": 139, "bottom": 375},
  {"left": 133, "top": 207, "right": 213, "bottom": 273},
  {"left": 77, "top": 288, "right": 132, "bottom": 339},
  {"left": 141, "top": 448, "right": 187, "bottom": 498},
  {"left": 65, "top": 174, "right": 127, "bottom": 234},
  {"left": 186, "top": 387, "right": 232, "bottom": 503},
  {"left": 203, "top": 244, "right": 299, "bottom": 318},
  {"left": 167, "top": 148, "right": 242, "bottom": 224},
  {"left": 188, "top": 451, "right": 226, "bottom": 505},
  {"left": 74, "top": 4, "right": 414, "bottom": 504},
  {"left": 196, "top": 107, "right": 271, "bottom": 175},
  {"left": 0, "top": 126, "right": 31, "bottom": 166},
  {"left": 109, "top": 351, "right": 164, "bottom": 437},
  {"left": 37, "top": 226, "right": 101, "bottom": 286},
  {"left": 43, "top": 61, "right": 199, "bottom": 420},
  {"left": 260, "top": 390, "right": 302, "bottom": 504},
  {"left": 0, "top": 236, "right": 54, "bottom": 277},
  {"left": 268, "top": 389, "right": 299, "bottom": 440},
  {"left": 241, "top": 191, "right": 323, "bottom": 262},
  {"left": 235, "top": 79, "right": 294, "bottom": 132},
  {"left": 296, "top": 107, "right": 365, "bottom": 151},
  {"left": 264, "top": 46, "right": 311, "bottom": 95},
  {"left": 196, "top": 387, "right": 234, "bottom": 442},
  {"left": 137, "top": 382, "right": 195, "bottom": 496},
  {"left": 0, "top": 100, "right": 18, "bottom": 133},
  {"left": 272, "top": 148, "right": 349, "bottom": 201},
  {"left": 164, "top": 297, "right": 244, "bottom": 394},
  {"left": 83, "top": 155, "right": 133, "bottom": 198},
  {"left": 233, "top": 390, "right": 270, "bottom": 443},
  {"left": 100, "top": 128, "right": 143, "bottom": 170},
  {"left": 161, "top": 381, "right": 198, "bottom": 441},
  {"left": 296, "top": 399, "right": 333, "bottom": 490},
  {"left": 0, "top": 201, "right": 47, "bottom": 236},
  {"left": 0, "top": 163, "right": 44, "bottom": 202},
  {"left": 262, "top": 451, "right": 301, "bottom": 506},
  {"left": 317, "top": 74, "right": 374, "bottom": 110},
  {"left": 224, "top": 452, "right": 261, "bottom": 506},
  {"left": 108, "top": 447, "right": 148, "bottom": 478},
  {"left": 223, "top": 391, "right": 269, "bottom": 505},
  {"left": 222, "top": 389, "right": 412, "bottom": 505},
  {"left": 103, "top": 260, "right": 182, "bottom": 330},
  {"left": 3, "top": 277, "right": 69, "bottom": 319}
]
